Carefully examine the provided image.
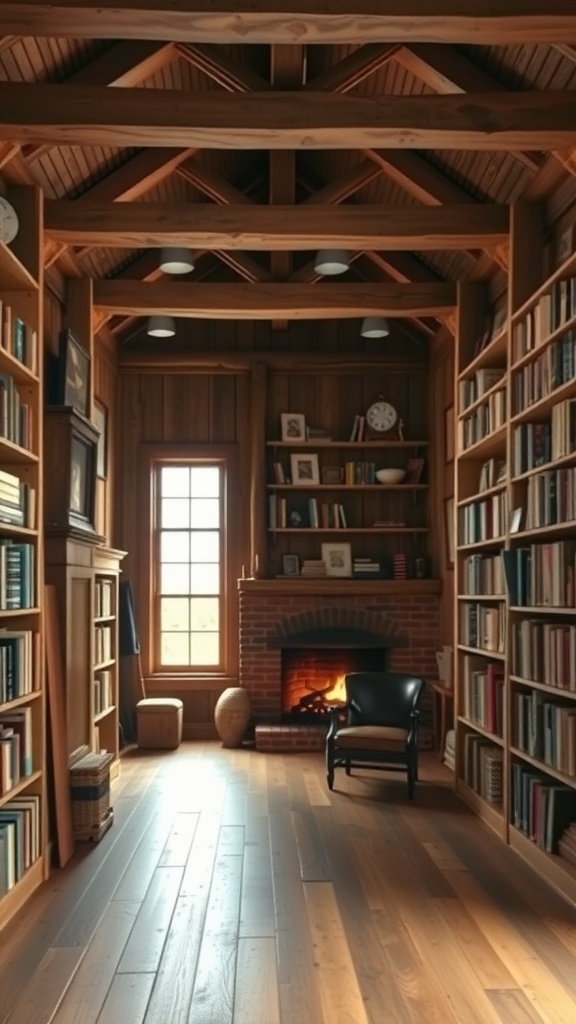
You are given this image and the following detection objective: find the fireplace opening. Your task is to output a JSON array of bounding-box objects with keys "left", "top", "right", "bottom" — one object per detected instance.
[{"left": 281, "top": 647, "right": 387, "bottom": 723}]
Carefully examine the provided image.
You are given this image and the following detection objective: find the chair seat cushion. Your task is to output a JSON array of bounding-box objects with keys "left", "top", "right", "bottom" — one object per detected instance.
[{"left": 335, "top": 725, "right": 408, "bottom": 752}]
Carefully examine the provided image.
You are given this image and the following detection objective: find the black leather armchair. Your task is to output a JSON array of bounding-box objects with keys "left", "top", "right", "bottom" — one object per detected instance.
[{"left": 326, "top": 671, "right": 425, "bottom": 798}]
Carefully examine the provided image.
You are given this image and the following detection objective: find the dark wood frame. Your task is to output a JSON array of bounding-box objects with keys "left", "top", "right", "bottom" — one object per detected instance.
[
  {"left": 59, "top": 329, "right": 90, "bottom": 418},
  {"left": 94, "top": 399, "right": 108, "bottom": 479}
]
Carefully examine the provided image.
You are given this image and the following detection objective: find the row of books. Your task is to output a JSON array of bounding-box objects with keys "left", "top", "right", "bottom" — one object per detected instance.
[
  {"left": 0, "top": 630, "right": 35, "bottom": 703},
  {"left": 511, "top": 332, "right": 576, "bottom": 415},
  {"left": 460, "top": 388, "right": 506, "bottom": 450},
  {"left": 514, "top": 689, "right": 576, "bottom": 776},
  {"left": 461, "top": 553, "right": 504, "bottom": 596},
  {"left": 0, "top": 794, "right": 41, "bottom": 895},
  {"left": 502, "top": 542, "right": 576, "bottom": 608},
  {"left": 94, "top": 625, "right": 113, "bottom": 666},
  {"left": 94, "top": 579, "right": 114, "bottom": 619},
  {"left": 0, "top": 373, "right": 33, "bottom": 450},
  {"left": 0, "top": 540, "right": 35, "bottom": 610},
  {"left": 458, "top": 492, "right": 507, "bottom": 545},
  {"left": 0, "top": 469, "right": 36, "bottom": 530},
  {"left": 0, "top": 706, "right": 33, "bottom": 795},
  {"left": 93, "top": 670, "right": 113, "bottom": 715},
  {"left": 511, "top": 275, "right": 576, "bottom": 364},
  {"left": 512, "top": 620, "right": 576, "bottom": 692},
  {"left": 511, "top": 763, "right": 576, "bottom": 853},
  {"left": 462, "top": 657, "right": 504, "bottom": 736},
  {"left": 459, "top": 601, "right": 506, "bottom": 653},
  {"left": 0, "top": 300, "right": 38, "bottom": 375},
  {"left": 462, "top": 734, "right": 503, "bottom": 804},
  {"left": 478, "top": 457, "right": 506, "bottom": 493},
  {"left": 523, "top": 467, "right": 576, "bottom": 530},
  {"left": 459, "top": 367, "right": 506, "bottom": 413}
]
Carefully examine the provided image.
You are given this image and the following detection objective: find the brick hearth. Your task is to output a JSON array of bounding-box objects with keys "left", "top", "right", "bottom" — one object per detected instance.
[{"left": 238, "top": 579, "right": 441, "bottom": 749}]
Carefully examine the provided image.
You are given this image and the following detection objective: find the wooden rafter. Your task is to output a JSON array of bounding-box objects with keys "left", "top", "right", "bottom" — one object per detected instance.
[
  {"left": 175, "top": 42, "right": 271, "bottom": 92},
  {"left": 3, "top": 2, "right": 576, "bottom": 45},
  {"left": 304, "top": 42, "right": 400, "bottom": 92},
  {"left": 3, "top": 85, "right": 576, "bottom": 150}
]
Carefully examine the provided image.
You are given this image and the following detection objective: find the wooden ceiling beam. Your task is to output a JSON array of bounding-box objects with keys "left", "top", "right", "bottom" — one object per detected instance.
[
  {"left": 304, "top": 43, "right": 400, "bottom": 92},
  {"left": 93, "top": 280, "right": 456, "bottom": 318},
  {"left": 176, "top": 161, "right": 256, "bottom": 205},
  {"left": 301, "top": 161, "right": 382, "bottom": 205},
  {"left": 44, "top": 201, "right": 510, "bottom": 249},
  {"left": 3, "top": 3, "right": 576, "bottom": 45},
  {"left": 3, "top": 85, "right": 576, "bottom": 150},
  {"left": 175, "top": 42, "right": 271, "bottom": 92}
]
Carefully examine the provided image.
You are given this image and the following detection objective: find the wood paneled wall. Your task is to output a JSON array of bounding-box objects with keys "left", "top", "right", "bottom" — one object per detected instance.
[{"left": 429, "top": 328, "right": 456, "bottom": 650}]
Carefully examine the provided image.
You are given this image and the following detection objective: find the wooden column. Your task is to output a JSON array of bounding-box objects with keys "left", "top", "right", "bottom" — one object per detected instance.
[{"left": 249, "top": 361, "right": 267, "bottom": 577}]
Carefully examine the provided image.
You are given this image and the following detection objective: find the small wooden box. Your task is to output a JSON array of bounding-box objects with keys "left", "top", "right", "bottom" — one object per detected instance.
[
  {"left": 136, "top": 698, "right": 183, "bottom": 749},
  {"left": 69, "top": 751, "right": 113, "bottom": 841}
]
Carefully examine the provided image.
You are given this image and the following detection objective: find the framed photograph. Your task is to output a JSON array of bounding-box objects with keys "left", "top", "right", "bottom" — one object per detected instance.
[
  {"left": 59, "top": 330, "right": 90, "bottom": 418},
  {"left": 70, "top": 431, "right": 96, "bottom": 528},
  {"left": 93, "top": 399, "right": 108, "bottom": 479},
  {"left": 444, "top": 496, "right": 455, "bottom": 569},
  {"left": 321, "top": 541, "right": 352, "bottom": 578},
  {"left": 445, "top": 405, "right": 454, "bottom": 463},
  {"left": 281, "top": 412, "right": 306, "bottom": 442},
  {"left": 321, "top": 465, "right": 344, "bottom": 485},
  {"left": 282, "top": 553, "right": 300, "bottom": 577},
  {"left": 290, "top": 452, "right": 320, "bottom": 486},
  {"left": 509, "top": 507, "right": 524, "bottom": 534}
]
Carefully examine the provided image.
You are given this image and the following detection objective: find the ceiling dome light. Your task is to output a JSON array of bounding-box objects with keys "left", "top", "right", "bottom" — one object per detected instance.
[
  {"left": 159, "top": 247, "right": 195, "bottom": 274},
  {"left": 313, "top": 249, "right": 350, "bottom": 276},
  {"left": 361, "top": 316, "right": 390, "bottom": 339},
  {"left": 146, "top": 315, "right": 176, "bottom": 338}
]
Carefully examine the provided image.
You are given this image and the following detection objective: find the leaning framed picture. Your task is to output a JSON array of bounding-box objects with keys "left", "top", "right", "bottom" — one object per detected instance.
[
  {"left": 281, "top": 412, "right": 306, "bottom": 442},
  {"left": 93, "top": 399, "right": 108, "bottom": 479},
  {"left": 321, "top": 541, "right": 352, "bottom": 578},
  {"left": 59, "top": 329, "right": 90, "bottom": 418},
  {"left": 290, "top": 452, "right": 320, "bottom": 486},
  {"left": 282, "top": 553, "right": 300, "bottom": 577}
]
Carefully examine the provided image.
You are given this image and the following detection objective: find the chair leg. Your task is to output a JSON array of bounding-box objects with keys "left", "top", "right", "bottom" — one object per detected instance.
[
  {"left": 345, "top": 760, "right": 351, "bottom": 776},
  {"left": 407, "top": 766, "right": 415, "bottom": 799},
  {"left": 327, "top": 768, "right": 334, "bottom": 790}
]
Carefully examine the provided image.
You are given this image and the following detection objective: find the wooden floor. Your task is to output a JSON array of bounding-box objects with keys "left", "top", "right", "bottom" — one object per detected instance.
[{"left": 1, "top": 745, "right": 576, "bottom": 1024}]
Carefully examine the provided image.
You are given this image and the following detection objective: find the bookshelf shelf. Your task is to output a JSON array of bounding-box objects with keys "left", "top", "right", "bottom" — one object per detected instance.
[
  {"left": 510, "top": 746, "right": 576, "bottom": 790},
  {"left": 457, "top": 481, "right": 507, "bottom": 507},
  {"left": 267, "top": 483, "right": 428, "bottom": 491},
  {"left": 514, "top": 519, "right": 576, "bottom": 541},
  {"left": 457, "top": 716, "right": 505, "bottom": 746},
  {"left": 509, "top": 605, "right": 576, "bottom": 615},
  {"left": 0, "top": 769, "right": 43, "bottom": 810},
  {"left": 269, "top": 527, "right": 429, "bottom": 534},
  {"left": 94, "top": 705, "right": 116, "bottom": 724},
  {"left": 0, "top": 439, "right": 39, "bottom": 465},
  {"left": 458, "top": 425, "right": 507, "bottom": 461},
  {"left": 511, "top": 449, "right": 576, "bottom": 482},
  {"left": 511, "top": 375, "right": 576, "bottom": 425},
  {"left": 457, "top": 644, "right": 506, "bottom": 660},
  {"left": 457, "top": 593, "right": 505, "bottom": 601},
  {"left": 509, "top": 674, "right": 576, "bottom": 696},
  {"left": 266, "top": 440, "right": 429, "bottom": 449},
  {"left": 510, "top": 310, "right": 576, "bottom": 374},
  {"left": 0, "top": 241, "right": 39, "bottom": 291},
  {"left": 457, "top": 329, "right": 508, "bottom": 380},
  {"left": 457, "top": 537, "right": 506, "bottom": 552},
  {"left": 458, "top": 375, "right": 509, "bottom": 419}
]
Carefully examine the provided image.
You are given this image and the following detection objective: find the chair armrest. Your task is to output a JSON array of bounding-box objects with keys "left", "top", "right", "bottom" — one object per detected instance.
[{"left": 326, "top": 703, "right": 349, "bottom": 741}]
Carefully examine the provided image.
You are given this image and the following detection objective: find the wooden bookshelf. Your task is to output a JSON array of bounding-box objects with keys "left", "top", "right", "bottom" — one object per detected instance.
[
  {"left": 453, "top": 207, "right": 576, "bottom": 905},
  {"left": 0, "top": 185, "right": 46, "bottom": 929}
]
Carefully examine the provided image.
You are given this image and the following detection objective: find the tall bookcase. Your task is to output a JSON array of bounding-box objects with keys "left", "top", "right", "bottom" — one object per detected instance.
[
  {"left": 454, "top": 204, "right": 576, "bottom": 906},
  {"left": 0, "top": 185, "right": 46, "bottom": 927}
]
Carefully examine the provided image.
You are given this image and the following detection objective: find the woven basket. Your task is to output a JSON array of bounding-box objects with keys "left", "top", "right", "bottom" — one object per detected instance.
[
  {"left": 214, "top": 687, "right": 251, "bottom": 748},
  {"left": 69, "top": 751, "right": 113, "bottom": 840}
]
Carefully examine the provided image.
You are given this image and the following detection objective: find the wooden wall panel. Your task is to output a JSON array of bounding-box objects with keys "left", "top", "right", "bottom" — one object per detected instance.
[
  {"left": 429, "top": 329, "right": 456, "bottom": 651},
  {"left": 93, "top": 335, "right": 118, "bottom": 542}
]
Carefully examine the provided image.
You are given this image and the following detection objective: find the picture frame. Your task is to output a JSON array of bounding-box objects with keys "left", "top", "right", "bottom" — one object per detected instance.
[
  {"left": 281, "top": 412, "right": 306, "bottom": 442},
  {"left": 93, "top": 399, "right": 108, "bottom": 479},
  {"left": 444, "top": 496, "right": 455, "bottom": 569},
  {"left": 321, "top": 541, "right": 352, "bottom": 578},
  {"left": 321, "top": 465, "right": 344, "bottom": 485},
  {"left": 59, "top": 329, "right": 90, "bottom": 418},
  {"left": 290, "top": 452, "right": 320, "bottom": 486},
  {"left": 405, "top": 457, "right": 425, "bottom": 485},
  {"left": 282, "top": 553, "right": 300, "bottom": 577},
  {"left": 445, "top": 405, "right": 454, "bottom": 463},
  {"left": 69, "top": 431, "right": 96, "bottom": 529}
]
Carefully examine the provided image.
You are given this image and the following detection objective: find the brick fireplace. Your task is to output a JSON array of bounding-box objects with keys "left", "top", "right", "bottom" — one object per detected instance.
[{"left": 238, "top": 578, "right": 440, "bottom": 749}]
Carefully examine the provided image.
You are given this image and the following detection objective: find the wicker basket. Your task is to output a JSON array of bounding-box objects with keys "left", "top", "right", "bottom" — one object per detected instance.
[{"left": 69, "top": 751, "right": 114, "bottom": 841}]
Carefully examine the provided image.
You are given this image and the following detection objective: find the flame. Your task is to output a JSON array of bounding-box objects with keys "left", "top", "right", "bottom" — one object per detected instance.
[{"left": 323, "top": 674, "right": 347, "bottom": 704}]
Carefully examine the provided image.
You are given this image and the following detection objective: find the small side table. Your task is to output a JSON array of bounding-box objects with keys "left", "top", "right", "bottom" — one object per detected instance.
[{"left": 429, "top": 681, "right": 455, "bottom": 761}]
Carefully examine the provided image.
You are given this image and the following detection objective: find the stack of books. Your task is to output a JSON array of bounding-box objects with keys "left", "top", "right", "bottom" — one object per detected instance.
[
  {"left": 393, "top": 553, "right": 408, "bottom": 580},
  {"left": 352, "top": 558, "right": 381, "bottom": 579},
  {"left": 301, "top": 559, "right": 327, "bottom": 577}
]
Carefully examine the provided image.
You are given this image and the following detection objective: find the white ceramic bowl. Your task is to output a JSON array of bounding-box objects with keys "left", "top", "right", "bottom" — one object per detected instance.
[{"left": 376, "top": 468, "right": 405, "bottom": 484}]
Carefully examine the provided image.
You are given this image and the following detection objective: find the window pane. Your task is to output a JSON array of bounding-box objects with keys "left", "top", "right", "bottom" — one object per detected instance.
[
  {"left": 160, "top": 563, "right": 190, "bottom": 595},
  {"left": 161, "top": 632, "right": 190, "bottom": 665},
  {"left": 191, "top": 466, "right": 219, "bottom": 497},
  {"left": 160, "top": 597, "right": 190, "bottom": 631},
  {"left": 161, "top": 466, "right": 190, "bottom": 497},
  {"left": 190, "top": 597, "right": 219, "bottom": 631},
  {"left": 161, "top": 498, "right": 190, "bottom": 528},
  {"left": 191, "top": 633, "right": 219, "bottom": 665},
  {"left": 190, "top": 563, "right": 220, "bottom": 594},
  {"left": 160, "top": 531, "right": 190, "bottom": 562},
  {"left": 190, "top": 531, "right": 219, "bottom": 562},
  {"left": 191, "top": 498, "right": 220, "bottom": 528}
]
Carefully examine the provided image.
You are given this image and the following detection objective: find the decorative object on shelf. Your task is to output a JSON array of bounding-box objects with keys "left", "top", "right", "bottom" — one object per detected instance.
[
  {"left": 445, "top": 405, "right": 455, "bottom": 463},
  {"left": 289, "top": 510, "right": 302, "bottom": 527},
  {"left": 509, "top": 507, "right": 524, "bottom": 533},
  {"left": 414, "top": 557, "right": 426, "bottom": 579},
  {"left": 365, "top": 396, "right": 400, "bottom": 439},
  {"left": 405, "top": 457, "right": 425, "bottom": 484},
  {"left": 290, "top": 452, "right": 320, "bottom": 485},
  {"left": 313, "top": 249, "right": 349, "bottom": 276},
  {"left": 146, "top": 315, "right": 176, "bottom": 338},
  {"left": 444, "top": 496, "right": 455, "bottom": 568},
  {"left": 0, "top": 195, "right": 19, "bottom": 244},
  {"left": 214, "top": 687, "right": 251, "bottom": 748},
  {"left": 321, "top": 541, "right": 352, "bottom": 578},
  {"left": 159, "top": 247, "right": 194, "bottom": 274},
  {"left": 280, "top": 412, "right": 306, "bottom": 441},
  {"left": 360, "top": 316, "right": 389, "bottom": 339},
  {"left": 321, "top": 465, "right": 344, "bottom": 484},
  {"left": 58, "top": 329, "right": 90, "bottom": 418},
  {"left": 282, "top": 553, "right": 300, "bottom": 576},
  {"left": 93, "top": 399, "right": 108, "bottom": 480},
  {"left": 376, "top": 468, "right": 405, "bottom": 484}
]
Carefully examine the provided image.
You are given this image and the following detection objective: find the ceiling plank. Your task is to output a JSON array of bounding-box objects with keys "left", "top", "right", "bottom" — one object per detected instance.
[
  {"left": 3, "top": 85, "right": 576, "bottom": 150},
  {"left": 45, "top": 201, "right": 510, "bottom": 249},
  {"left": 3, "top": 3, "right": 576, "bottom": 45},
  {"left": 94, "top": 280, "right": 456, "bottom": 318}
]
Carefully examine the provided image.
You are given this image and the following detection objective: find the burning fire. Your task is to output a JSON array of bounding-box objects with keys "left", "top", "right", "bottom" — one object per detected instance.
[{"left": 323, "top": 674, "right": 347, "bottom": 705}]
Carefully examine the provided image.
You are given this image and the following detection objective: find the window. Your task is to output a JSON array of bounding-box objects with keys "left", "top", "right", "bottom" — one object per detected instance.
[{"left": 153, "top": 459, "right": 227, "bottom": 672}]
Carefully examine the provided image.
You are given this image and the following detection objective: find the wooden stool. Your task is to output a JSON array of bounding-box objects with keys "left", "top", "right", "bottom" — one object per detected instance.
[{"left": 136, "top": 698, "right": 183, "bottom": 749}]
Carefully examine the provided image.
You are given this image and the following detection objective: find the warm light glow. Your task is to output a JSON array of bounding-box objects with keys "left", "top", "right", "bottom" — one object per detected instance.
[{"left": 323, "top": 674, "right": 347, "bottom": 704}]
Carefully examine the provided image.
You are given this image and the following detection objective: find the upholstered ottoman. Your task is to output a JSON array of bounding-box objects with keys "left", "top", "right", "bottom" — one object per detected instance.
[{"left": 136, "top": 697, "right": 183, "bottom": 749}]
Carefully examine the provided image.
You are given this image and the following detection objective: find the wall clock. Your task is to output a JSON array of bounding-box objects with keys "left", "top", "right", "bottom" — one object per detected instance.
[
  {"left": 0, "top": 196, "right": 19, "bottom": 245},
  {"left": 365, "top": 396, "right": 400, "bottom": 438}
]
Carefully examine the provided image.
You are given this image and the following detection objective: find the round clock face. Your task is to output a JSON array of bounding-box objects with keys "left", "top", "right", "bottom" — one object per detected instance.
[
  {"left": 0, "top": 196, "right": 19, "bottom": 245},
  {"left": 366, "top": 400, "right": 398, "bottom": 434}
]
